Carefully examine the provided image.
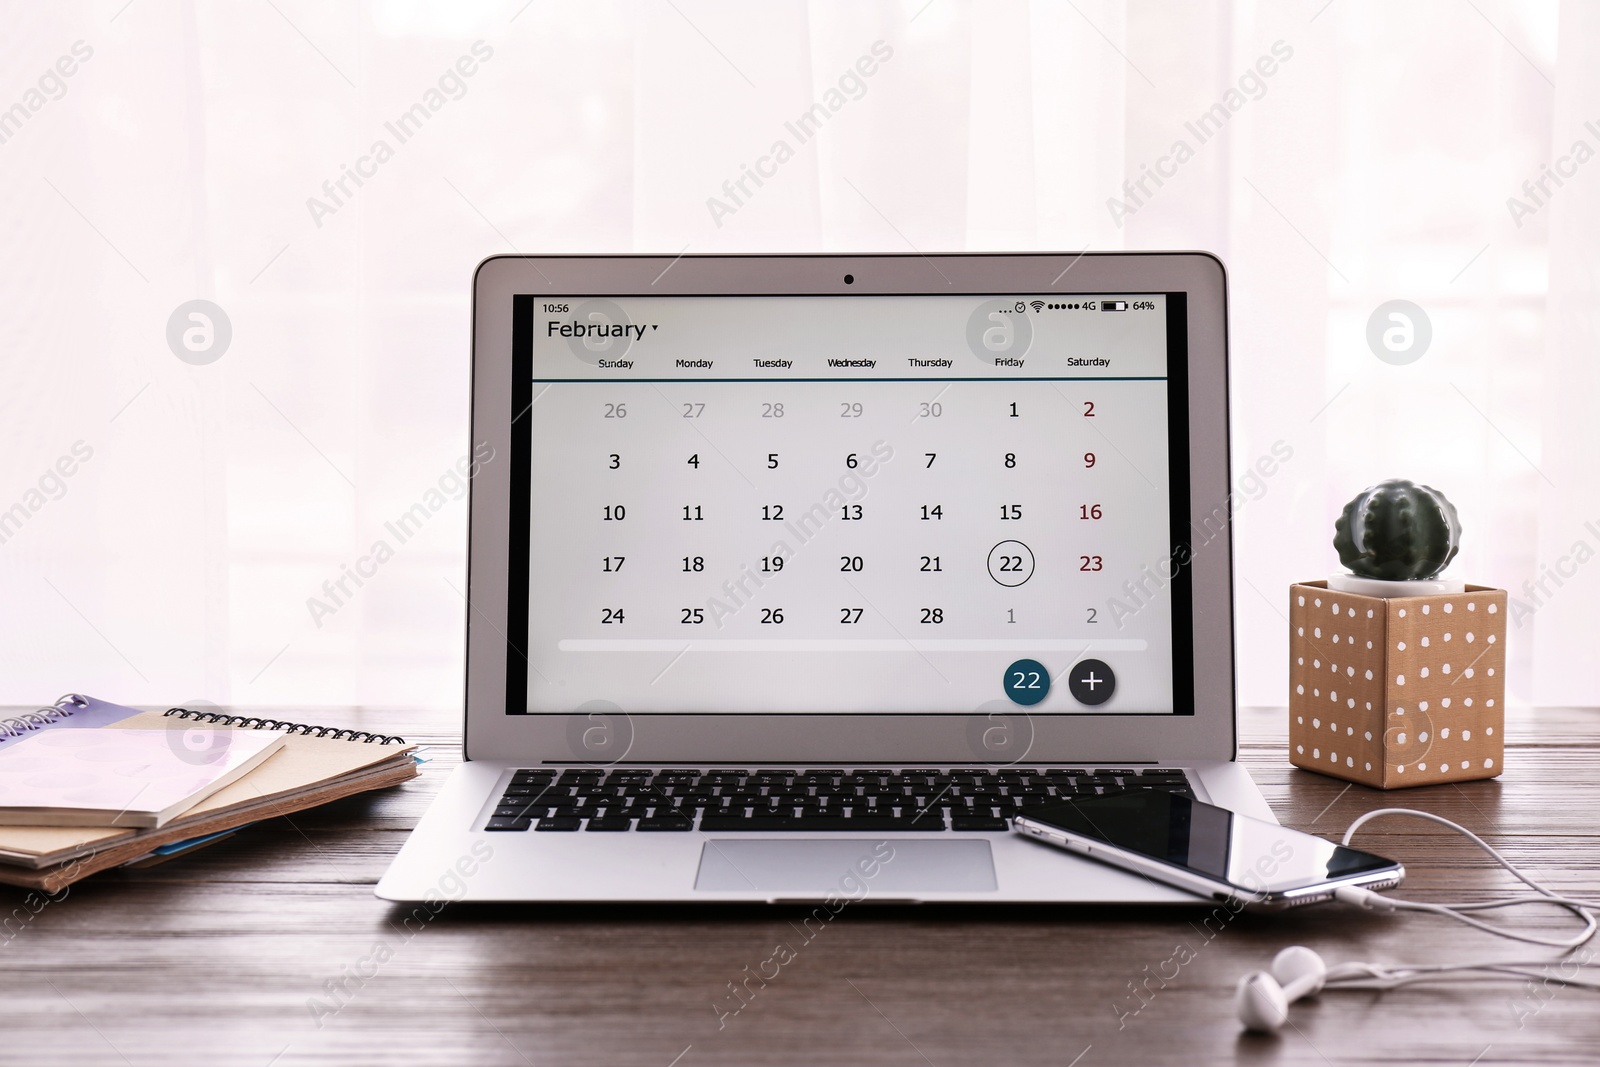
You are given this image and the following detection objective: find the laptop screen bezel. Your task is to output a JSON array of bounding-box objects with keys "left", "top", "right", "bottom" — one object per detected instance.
[{"left": 464, "top": 253, "right": 1235, "bottom": 765}]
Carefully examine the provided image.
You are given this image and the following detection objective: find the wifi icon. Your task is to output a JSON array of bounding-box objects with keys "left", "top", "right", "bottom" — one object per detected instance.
[{"left": 1029, "top": 300, "right": 1045, "bottom": 313}]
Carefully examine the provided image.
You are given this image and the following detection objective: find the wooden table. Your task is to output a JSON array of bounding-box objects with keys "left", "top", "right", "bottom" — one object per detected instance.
[{"left": 5, "top": 705, "right": 1597, "bottom": 1067}]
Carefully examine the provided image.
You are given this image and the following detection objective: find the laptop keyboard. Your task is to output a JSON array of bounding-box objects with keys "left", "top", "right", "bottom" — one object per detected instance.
[{"left": 483, "top": 767, "right": 1194, "bottom": 833}]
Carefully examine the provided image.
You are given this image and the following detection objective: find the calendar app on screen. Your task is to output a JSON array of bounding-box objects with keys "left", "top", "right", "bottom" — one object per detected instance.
[{"left": 512, "top": 294, "right": 1187, "bottom": 716}]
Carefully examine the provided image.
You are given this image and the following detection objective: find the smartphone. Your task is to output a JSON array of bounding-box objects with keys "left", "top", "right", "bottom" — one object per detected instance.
[{"left": 1012, "top": 790, "right": 1403, "bottom": 909}]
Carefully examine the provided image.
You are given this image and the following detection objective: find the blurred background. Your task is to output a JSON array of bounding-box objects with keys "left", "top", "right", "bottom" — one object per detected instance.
[{"left": 1, "top": 0, "right": 1594, "bottom": 714}]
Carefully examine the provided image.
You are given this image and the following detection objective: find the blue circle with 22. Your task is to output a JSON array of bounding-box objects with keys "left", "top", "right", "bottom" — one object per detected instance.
[{"left": 1003, "top": 659, "right": 1050, "bottom": 706}]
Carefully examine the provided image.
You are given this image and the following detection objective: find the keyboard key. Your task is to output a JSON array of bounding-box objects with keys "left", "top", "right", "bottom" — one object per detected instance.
[
  {"left": 951, "top": 816, "right": 1010, "bottom": 831},
  {"left": 901, "top": 811, "right": 948, "bottom": 828},
  {"left": 556, "top": 771, "right": 602, "bottom": 785},
  {"left": 536, "top": 817, "right": 582, "bottom": 831},
  {"left": 1131, "top": 783, "right": 1193, "bottom": 795},
  {"left": 494, "top": 805, "right": 543, "bottom": 819},
  {"left": 765, "top": 815, "right": 861, "bottom": 830},
  {"left": 637, "top": 817, "right": 694, "bottom": 832},
  {"left": 584, "top": 817, "right": 634, "bottom": 832},
  {"left": 747, "top": 773, "right": 791, "bottom": 787},
  {"left": 484, "top": 816, "right": 531, "bottom": 831}
]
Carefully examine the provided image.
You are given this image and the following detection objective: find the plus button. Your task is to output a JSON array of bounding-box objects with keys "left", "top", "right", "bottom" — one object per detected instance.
[{"left": 1067, "top": 659, "right": 1117, "bottom": 707}]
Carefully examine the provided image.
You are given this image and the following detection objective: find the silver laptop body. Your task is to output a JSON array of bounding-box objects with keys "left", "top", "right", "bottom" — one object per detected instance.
[{"left": 377, "top": 252, "right": 1272, "bottom": 904}]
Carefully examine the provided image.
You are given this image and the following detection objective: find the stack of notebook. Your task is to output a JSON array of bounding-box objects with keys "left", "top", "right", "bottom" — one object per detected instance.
[{"left": 0, "top": 696, "right": 418, "bottom": 892}]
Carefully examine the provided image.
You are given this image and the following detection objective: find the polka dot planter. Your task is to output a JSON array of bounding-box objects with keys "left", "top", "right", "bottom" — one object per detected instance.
[{"left": 1288, "top": 581, "right": 1505, "bottom": 789}]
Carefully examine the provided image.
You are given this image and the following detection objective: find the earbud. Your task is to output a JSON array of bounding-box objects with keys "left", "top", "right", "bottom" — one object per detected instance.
[
  {"left": 1235, "top": 947, "right": 1327, "bottom": 1033},
  {"left": 1270, "top": 945, "right": 1328, "bottom": 993}
]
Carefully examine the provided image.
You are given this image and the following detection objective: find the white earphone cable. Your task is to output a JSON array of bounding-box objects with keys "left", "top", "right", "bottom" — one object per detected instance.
[
  {"left": 1336, "top": 807, "right": 1598, "bottom": 950},
  {"left": 1234, "top": 807, "right": 1600, "bottom": 1032},
  {"left": 1324, "top": 959, "right": 1600, "bottom": 992}
]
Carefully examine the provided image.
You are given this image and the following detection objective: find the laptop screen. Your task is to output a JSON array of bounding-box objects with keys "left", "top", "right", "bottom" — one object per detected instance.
[{"left": 506, "top": 293, "right": 1192, "bottom": 716}]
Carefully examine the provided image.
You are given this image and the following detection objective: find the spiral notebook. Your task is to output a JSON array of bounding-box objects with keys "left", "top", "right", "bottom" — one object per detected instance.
[
  {"left": 0, "top": 693, "right": 144, "bottom": 739},
  {"left": 0, "top": 696, "right": 418, "bottom": 892},
  {"left": 0, "top": 695, "right": 408, "bottom": 746}
]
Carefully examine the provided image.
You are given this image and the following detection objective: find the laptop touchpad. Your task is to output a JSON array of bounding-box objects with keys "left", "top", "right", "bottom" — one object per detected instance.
[{"left": 694, "top": 839, "right": 997, "bottom": 894}]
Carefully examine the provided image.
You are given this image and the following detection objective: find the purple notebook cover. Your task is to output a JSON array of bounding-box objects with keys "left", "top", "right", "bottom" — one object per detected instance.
[{"left": 0, "top": 695, "right": 144, "bottom": 744}]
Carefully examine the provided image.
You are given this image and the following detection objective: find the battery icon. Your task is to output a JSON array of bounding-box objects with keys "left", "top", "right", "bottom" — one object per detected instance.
[{"left": 1102, "top": 300, "right": 1129, "bottom": 312}]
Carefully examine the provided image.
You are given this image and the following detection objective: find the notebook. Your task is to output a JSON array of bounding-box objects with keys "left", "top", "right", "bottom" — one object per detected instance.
[
  {"left": 0, "top": 693, "right": 144, "bottom": 739},
  {"left": 0, "top": 697, "right": 418, "bottom": 892},
  {"left": 0, "top": 725, "right": 286, "bottom": 828}
]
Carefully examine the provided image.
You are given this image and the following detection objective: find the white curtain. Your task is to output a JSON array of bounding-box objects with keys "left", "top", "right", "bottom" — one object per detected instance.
[{"left": 0, "top": 0, "right": 1587, "bottom": 711}]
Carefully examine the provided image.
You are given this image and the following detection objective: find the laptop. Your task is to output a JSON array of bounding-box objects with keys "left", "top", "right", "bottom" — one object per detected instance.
[{"left": 376, "top": 252, "right": 1273, "bottom": 904}]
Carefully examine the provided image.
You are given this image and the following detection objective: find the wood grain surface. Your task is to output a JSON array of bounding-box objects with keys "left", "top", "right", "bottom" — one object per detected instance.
[{"left": 3, "top": 704, "right": 1597, "bottom": 1067}]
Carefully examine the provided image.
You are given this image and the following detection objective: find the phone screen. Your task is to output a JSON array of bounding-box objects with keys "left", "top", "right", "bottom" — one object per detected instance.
[{"left": 1022, "top": 791, "right": 1396, "bottom": 895}]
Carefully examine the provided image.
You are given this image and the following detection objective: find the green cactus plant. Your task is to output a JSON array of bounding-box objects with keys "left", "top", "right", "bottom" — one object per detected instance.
[{"left": 1333, "top": 479, "right": 1461, "bottom": 581}]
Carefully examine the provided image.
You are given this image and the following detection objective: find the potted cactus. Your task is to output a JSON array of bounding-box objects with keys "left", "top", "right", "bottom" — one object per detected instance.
[
  {"left": 1287, "top": 480, "right": 1506, "bottom": 789},
  {"left": 1328, "top": 479, "right": 1464, "bottom": 595}
]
